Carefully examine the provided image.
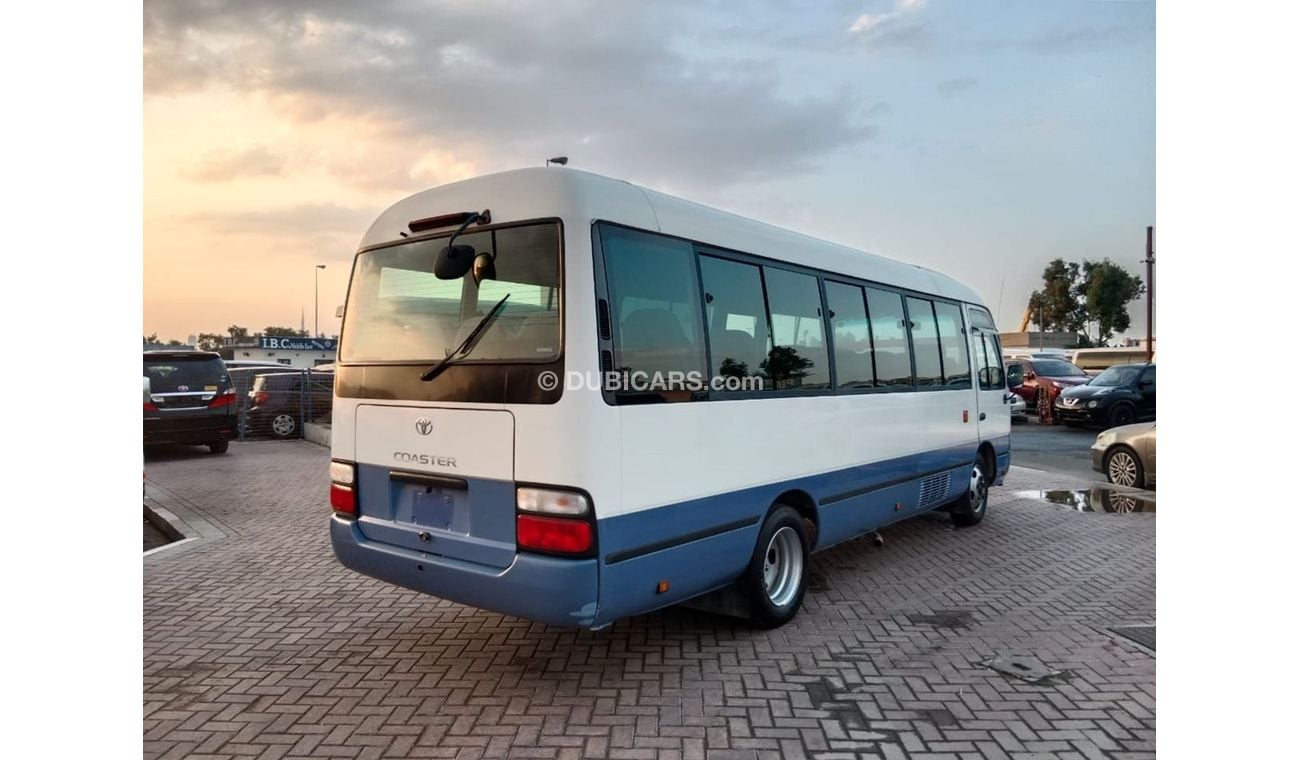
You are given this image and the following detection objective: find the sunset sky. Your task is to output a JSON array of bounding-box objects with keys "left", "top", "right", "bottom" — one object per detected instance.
[{"left": 143, "top": 0, "right": 1154, "bottom": 342}]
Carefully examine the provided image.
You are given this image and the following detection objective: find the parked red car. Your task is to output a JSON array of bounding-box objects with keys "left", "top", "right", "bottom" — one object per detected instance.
[{"left": 1006, "top": 357, "right": 1090, "bottom": 409}]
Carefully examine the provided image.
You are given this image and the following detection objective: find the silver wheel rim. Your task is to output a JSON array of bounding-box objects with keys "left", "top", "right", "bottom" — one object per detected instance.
[
  {"left": 762, "top": 526, "right": 803, "bottom": 607},
  {"left": 1108, "top": 451, "right": 1138, "bottom": 487},
  {"left": 969, "top": 464, "right": 988, "bottom": 514},
  {"left": 272, "top": 414, "right": 296, "bottom": 436}
]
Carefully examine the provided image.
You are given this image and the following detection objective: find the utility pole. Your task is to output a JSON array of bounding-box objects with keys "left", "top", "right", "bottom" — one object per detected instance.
[{"left": 1142, "top": 226, "right": 1154, "bottom": 362}]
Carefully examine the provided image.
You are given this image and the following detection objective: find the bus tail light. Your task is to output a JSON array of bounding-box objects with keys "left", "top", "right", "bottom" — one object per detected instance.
[
  {"left": 515, "top": 486, "right": 594, "bottom": 556},
  {"left": 517, "top": 514, "right": 592, "bottom": 554},
  {"left": 516, "top": 487, "right": 589, "bottom": 516},
  {"left": 330, "top": 461, "right": 357, "bottom": 517}
]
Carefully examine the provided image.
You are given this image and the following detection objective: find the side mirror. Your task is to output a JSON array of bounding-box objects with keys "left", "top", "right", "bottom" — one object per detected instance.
[
  {"left": 434, "top": 244, "right": 477, "bottom": 280},
  {"left": 1006, "top": 366, "right": 1024, "bottom": 387}
]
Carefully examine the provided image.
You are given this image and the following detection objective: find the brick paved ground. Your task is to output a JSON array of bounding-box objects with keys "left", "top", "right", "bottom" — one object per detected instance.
[{"left": 144, "top": 441, "right": 1155, "bottom": 760}]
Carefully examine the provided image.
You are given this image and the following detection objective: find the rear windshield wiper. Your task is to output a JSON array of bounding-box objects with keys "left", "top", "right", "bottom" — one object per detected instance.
[{"left": 420, "top": 294, "right": 511, "bottom": 382}]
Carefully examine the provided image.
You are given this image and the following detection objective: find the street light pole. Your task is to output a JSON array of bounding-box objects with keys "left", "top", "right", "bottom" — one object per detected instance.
[
  {"left": 1142, "top": 226, "right": 1154, "bottom": 362},
  {"left": 314, "top": 264, "right": 326, "bottom": 337}
]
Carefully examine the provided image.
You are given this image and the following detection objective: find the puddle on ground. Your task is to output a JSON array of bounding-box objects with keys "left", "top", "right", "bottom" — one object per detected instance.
[{"left": 1016, "top": 488, "right": 1155, "bottom": 514}]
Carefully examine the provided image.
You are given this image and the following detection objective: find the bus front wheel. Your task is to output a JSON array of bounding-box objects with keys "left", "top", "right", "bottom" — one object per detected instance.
[
  {"left": 740, "top": 505, "right": 810, "bottom": 629},
  {"left": 950, "top": 459, "right": 989, "bottom": 527}
]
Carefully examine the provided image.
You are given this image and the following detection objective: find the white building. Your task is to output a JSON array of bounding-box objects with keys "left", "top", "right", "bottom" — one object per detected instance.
[{"left": 225, "top": 336, "right": 337, "bottom": 368}]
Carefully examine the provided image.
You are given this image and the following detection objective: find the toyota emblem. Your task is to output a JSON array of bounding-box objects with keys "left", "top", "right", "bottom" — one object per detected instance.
[{"left": 414, "top": 417, "right": 433, "bottom": 436}]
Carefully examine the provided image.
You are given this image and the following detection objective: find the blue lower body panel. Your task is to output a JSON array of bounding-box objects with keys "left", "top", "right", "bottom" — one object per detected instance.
[
  {"left": 331, "top": 438, "right": 1013, "bottom": 629},
  {"left": 330, "top": 516, "right": 599, "bottom": 627}
]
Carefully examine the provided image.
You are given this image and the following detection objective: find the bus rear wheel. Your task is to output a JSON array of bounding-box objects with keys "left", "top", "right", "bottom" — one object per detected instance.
[{"left": 740, "top": 505, "right": 810, "bottom": 629}]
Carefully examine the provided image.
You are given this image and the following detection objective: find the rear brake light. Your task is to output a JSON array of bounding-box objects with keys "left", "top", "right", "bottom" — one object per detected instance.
[
  {"left": 143, "top": 401, "right": 158, "bottom": 412},
  {"left": 208, "top": 389, "right": 236, "bottom": 409},
  {"left": 517, "top": 514, "right": 592, "bottom": 555},
  {"left": 252, "top": 391, "right": 269, "bottom": 406},
  {"left": 330, "top": 484, "right": 356, "bottom": 516},
  {"left": 330, "top": 461, "right": 357, "bottom": 517}
]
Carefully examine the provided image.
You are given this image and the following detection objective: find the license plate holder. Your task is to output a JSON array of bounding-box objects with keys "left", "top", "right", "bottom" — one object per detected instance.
[{"left": 412, "top": 488, "right": 457, "bottom": 531}]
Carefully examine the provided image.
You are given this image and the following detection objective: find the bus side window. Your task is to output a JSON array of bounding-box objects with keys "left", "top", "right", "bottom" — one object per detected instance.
[
  {"left": 864, "top": 288, "right": 913, "bottom": 387},
  {"left": 600, "top": 226, "right": 708, "bottom": 401},
  {"left": 906, "top": 297, "right": 944, "bottom": 387},
  {"left": 699, "top": 255, "right": 770, "bottom": 383},
  {"left": 933, "top": 301, "right": 971, "bottom": 387}
]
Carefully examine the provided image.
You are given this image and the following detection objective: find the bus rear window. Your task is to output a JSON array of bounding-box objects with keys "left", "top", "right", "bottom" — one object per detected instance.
[{"left": 341, "top": 222, "right": 561, "bottom": 364}]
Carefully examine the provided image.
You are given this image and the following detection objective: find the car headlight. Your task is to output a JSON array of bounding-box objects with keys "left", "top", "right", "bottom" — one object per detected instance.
[{"left": 1096, "top": 431, "right": 1116, "bottom": 446}]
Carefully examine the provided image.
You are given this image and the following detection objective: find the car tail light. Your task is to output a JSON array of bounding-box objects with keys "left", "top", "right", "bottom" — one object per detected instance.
[
  {"left": 330, "top": 461, "right": 357, "bottom": 517},
  {"left": 208, "top": 388, "right": 236, "bottom": 409},
  {"left": 517, "top": 514, "right": 592, "bottom": 555},
  {"left": 252, "top": 391, "right": 269, "bottom": 406},
  {"left": 143, "top": 401, "right": 158, "bottom": 412}
]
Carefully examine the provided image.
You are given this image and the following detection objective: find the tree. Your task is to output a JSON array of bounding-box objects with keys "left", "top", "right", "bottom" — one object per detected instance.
[
  {"left": 1076, "top": 259, "right": 1145, "bottom": 345},
  {"left": 760, "top": 346, "right": 814, "bottom": 389},
  {"left": 196, "top": 332, "right": 226, "bottom": 351},
  {"left": 1026, "top": 259, "right": 1084, "bottom": 333},
  {"left": 261, "top": 326, "right": 309, "bottom": 337},
  {"left": 227, "top": 325, "right": 249, "bottom": 343},
  {"left": 166, "top": 339, "right": 184, "bottom": 346},
  {"left": 143, "top": 333, "right": 158, "bottom": 345}
]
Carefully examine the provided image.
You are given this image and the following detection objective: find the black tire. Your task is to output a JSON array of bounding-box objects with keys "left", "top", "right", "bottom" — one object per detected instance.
[
  {"left": 739, "top": 506, "right": 810, "bottom": 629},
  {"left": 208, "top": 439, "right": 229, "bottom": 454},
  {"left": 1107, "top": 403, "right": 1135, "bottom": 428},
  {"left": 951, "top": 458, "right": 990, "bottom": 527},
  {"left": 1104, "top": 445, "right": 1145, "bottom": 488}
]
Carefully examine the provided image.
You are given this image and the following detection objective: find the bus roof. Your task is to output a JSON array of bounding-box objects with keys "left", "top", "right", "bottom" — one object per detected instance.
[{"left": 360, "top": 167, "right": 985, "bottom": 309}]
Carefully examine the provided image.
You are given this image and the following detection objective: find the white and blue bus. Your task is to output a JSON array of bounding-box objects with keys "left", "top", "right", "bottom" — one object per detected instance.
[{"left": 328, "top": 168, "right": 1012, "bottom": 629}]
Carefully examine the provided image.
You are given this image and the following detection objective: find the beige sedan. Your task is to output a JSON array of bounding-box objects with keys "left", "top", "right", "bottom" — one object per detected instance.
[{"left": 1090, "top": 422, "right": 1156, "bottom": 489}]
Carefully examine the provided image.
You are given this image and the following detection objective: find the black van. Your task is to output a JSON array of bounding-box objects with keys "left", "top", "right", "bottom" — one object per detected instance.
[{"left": 143, "top": 351, "right": 238, "bottom": 453}]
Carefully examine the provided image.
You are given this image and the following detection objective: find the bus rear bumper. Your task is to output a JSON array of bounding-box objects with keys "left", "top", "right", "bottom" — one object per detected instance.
[{"left": 330, "top": 516, "right": 599, "bottom": 628}]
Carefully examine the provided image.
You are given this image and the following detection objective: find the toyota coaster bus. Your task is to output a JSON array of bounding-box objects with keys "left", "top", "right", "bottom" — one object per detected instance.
[{"left": 329, "top": 168, "right": 1012, "bottom": 629}]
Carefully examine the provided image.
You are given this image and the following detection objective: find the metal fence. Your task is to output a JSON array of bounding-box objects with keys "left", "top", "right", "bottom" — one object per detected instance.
[{"left": 228, "top": 367, "right": 334, "bottom": 441}]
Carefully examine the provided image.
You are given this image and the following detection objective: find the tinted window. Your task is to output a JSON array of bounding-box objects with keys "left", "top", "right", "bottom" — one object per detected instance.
[
  {"left": 933, "top": 301, "right": 971, "bottom": 386},
  {"left": 1031, "top": 359, "right": 1086, "bottom": 377},
  {"left": 699, "top": 255, "right": 770, "bottom": 382},
  {"left": 1091, "top": 364, "right": 1142, "bottom": 387},
  {"left": 762, "top": 267, "right": 829, "bottom": 389},
  {"left": 825, "top": 282, "right": 874, "bottom": 387},
  {"left": 865, "top": 288, "right": 913, "bottom": 386},
  {"left": 907, "top": 297, "right": 943, "bottom": 386},
  {"left": 144, "top": 356, "right": 231, "bottom": 393},
  {"left": 1141, "top": 365, "right": 1156, "bottom": 388},
  {"left": 601, "top": 226, "right": 707, "bottom": 394}
]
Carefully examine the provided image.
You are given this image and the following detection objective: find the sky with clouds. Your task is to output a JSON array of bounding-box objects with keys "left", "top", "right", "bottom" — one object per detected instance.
[{"left": 144, "top": 0, "right": 1155, "bottom": 341}]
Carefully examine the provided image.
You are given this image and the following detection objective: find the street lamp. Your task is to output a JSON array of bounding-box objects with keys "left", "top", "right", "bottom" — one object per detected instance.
[
  {"left": 314, "top": 264, "right": 326, "bottom": 337},
  {"left": 545, "top": 156, "right": 568, "bottom": 167}
]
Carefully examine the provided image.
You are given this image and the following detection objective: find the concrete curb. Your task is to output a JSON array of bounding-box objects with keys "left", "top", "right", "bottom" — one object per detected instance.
[
  {"left": 303, "top": 422, "right": 331, "bottom": 448},
  {"left": 143, "top": 479, "right": 232, "bottom": 559}
]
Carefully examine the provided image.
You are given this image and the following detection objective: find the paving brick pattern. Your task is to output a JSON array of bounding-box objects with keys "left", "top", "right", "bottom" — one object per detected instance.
[{"left": 144, "top": 442, "right": 1155, "bottom": 759}]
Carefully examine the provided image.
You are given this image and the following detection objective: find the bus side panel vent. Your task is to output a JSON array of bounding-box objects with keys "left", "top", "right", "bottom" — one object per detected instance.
[
  {"left": 918, "top": 472, "right": 952, "bottom": 509},
  {"left": 600, "top": 350, "right": 613, "bottom": 375},
  {"left": 597, "top": 299, "right": 612, "bottom": 340}
]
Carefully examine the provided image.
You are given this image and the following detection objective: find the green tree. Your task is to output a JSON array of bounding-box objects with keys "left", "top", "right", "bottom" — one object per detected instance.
[
  {"left": 143, "top": 333, "right": 158, "bottom": 345},
  {"left": 196, "top": 332, "right": 226, "bottom": 351},
  {"left": 760, "top": 346, "right": 814, "bottom": 389},
  {"left": 1026, "top": 258, "right": 1084, "bottom": 332},
  {"left": 261, "top": 326, "right": 309, "bottom": 337},
  {"left": 1076, "top": 259, "right": 1145, "bottom": 344},
  {"left": 227, "top": 325, "right": 249, "bottom": 343},
  {"left": 166, "top": 339, "right": 184, "bottom": 346}
]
